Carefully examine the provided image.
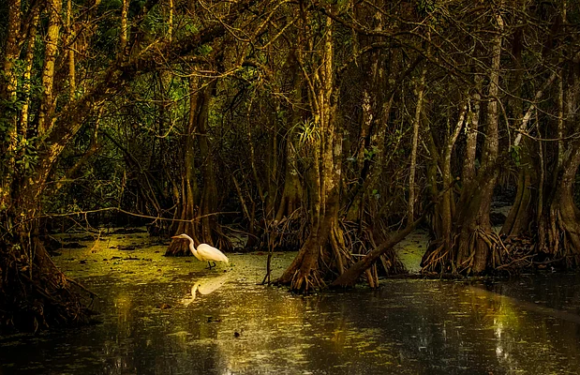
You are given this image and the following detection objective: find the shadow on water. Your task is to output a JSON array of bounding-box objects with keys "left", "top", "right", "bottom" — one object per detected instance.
[{"left": 1, "top": 233, "right": 580, "bottom": 374}]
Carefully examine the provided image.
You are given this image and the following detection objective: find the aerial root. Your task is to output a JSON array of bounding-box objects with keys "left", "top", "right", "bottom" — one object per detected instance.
[
  {"left": 290, "top": 268, "right": 326, "bottom": 293},
  {"left": 337, "top": 220, "right": 406, "bottom": 286},
  {"left": 420, "top": 229, "right": 541, "bottom": 275}
]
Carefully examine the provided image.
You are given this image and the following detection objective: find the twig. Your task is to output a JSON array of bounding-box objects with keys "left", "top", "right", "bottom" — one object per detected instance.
[{"left": 42, "top": 206, "right": 238, "bottom": 223}]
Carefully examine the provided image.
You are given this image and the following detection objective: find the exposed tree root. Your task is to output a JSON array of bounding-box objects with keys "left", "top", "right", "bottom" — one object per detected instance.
[
  {"left": 0, "top": 236, "right": 96, "bottom": 333},
  {"left": 421, "top": 221, "right": 580, "bottom": 275},
  {"left": 340, "top": 220, "right": 406, "bottom": 276},
  {"left": 290, "top": 268, "right": 326, "bottom": 292},
  {"left": 276, "top": 217, "right": 408, "bottom": 292},
  {"left": 544, "top": 211, "right": 580, "bottom": 268},
  {"left": 421, "top": 228, "right": 513, "bottom": 274}
]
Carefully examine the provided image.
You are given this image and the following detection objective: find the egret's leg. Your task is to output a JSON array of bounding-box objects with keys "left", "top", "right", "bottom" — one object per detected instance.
[{"left": 206, "top": 261, "right": 213, "bottom": 270}]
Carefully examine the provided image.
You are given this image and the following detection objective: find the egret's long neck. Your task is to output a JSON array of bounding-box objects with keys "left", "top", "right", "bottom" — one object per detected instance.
[{"left": 187, "top": 237, "right": 201, "bottom": 260}]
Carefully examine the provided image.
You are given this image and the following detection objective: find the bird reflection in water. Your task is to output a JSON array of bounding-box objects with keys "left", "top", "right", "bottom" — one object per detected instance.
[{"left": 182, "top": 274, "right": 229, "bottom": 306}]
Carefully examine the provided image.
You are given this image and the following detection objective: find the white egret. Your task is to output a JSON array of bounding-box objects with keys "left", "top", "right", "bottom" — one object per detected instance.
[{"left": 171, "top": 233, "right": 229, "bottom": 269}]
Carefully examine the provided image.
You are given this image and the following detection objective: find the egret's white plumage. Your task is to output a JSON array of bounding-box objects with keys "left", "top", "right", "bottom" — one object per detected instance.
[{"left": 171, "top": 233, "right": 229, "bottom": 269}]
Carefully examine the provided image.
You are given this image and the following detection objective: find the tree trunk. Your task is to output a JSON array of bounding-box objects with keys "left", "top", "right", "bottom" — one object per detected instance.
[
  {"left": 19, "top": 5, "right": 41, "bottom": 137},
  {"left": 0, "top": 0, "right": 22, "bottom": 206},
  {"left": 537, "top": 142, "right": 580, "bottom": 266},
  {"left": 501, "top": 140, "right": 536, "bottom": 237},
  {"left": 408, "top": 66, "right": 426, "bottom": 221},
  {"left": 275, "top": 134, "right": 303, "bottom": 222},
  {"left": 422, "top": 7, "right": 504, "bottom": 274},
  {"left": 167, "top": 74, "right": 231, "bottom": 255},
  {"left": 119, "top": 0, "right": 130, "bottom": 56},
  {"left": 275, "top": 49, "right": 304, "bottom": 222},
  {"left": 277, "top": 12, "right": 346, "bottom": 291},
  {"left": 527, "top": 51, "right": 580, "bottom": 267},
  {"left": 37, "top": 0, "right": 63, "bottom": 134},
  {"left": 1, "top": 199, "right": 94, "bottom": 333}
]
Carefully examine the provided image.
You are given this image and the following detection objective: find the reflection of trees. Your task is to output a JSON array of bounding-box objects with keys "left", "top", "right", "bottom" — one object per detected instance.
[
  {"left": 486, "top": 276, "right": 580, "bottom": 373},
  {"left": 295, "top": 281, "right": 580, "bottom": 374}
]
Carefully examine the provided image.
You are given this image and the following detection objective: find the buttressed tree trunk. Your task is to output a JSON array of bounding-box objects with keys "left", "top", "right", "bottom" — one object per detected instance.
[
  {"left": 166, "top": 77, "right": 203, "bottom": 255},
  {"left": 167, "top": 73, "right": 230, "bottom": 256},
  {"left": 493, "top": 0, "right": 580, "bottom": 269},
  {"left": 422, "top": 6, "right": 505, "bottom": 275},
  {"left": 539, "top": 143, "right": 580, "bottom": 267},
  {"left": 277, "top": 12, "right": 347, "bottom": 292},
  {"left": 500, "top": 71, "right": 557, "bottom": 239},
  {"left": 534, "top": 50, "right": 580, "bottom": 267}
]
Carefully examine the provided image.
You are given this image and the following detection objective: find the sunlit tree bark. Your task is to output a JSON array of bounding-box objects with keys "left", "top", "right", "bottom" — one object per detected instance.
[
  {"left": 0, "top": 0, "right": 22, "bottom": 204},
  {"left": 19, "top": 5, "right": 41, "bottom": 136},
  {"left": 37, "top": 0, "right": 63, "bottom": 134}
]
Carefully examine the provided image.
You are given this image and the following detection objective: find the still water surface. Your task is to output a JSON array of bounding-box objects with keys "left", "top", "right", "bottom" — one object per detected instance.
[{"left": 1, "top": 233, "right": 579, "bottom": 374}]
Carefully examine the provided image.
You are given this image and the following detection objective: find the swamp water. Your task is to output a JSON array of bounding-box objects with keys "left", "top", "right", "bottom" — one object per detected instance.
[{"left": 1, "top": 232, "right": 580, "bottom": 375}]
